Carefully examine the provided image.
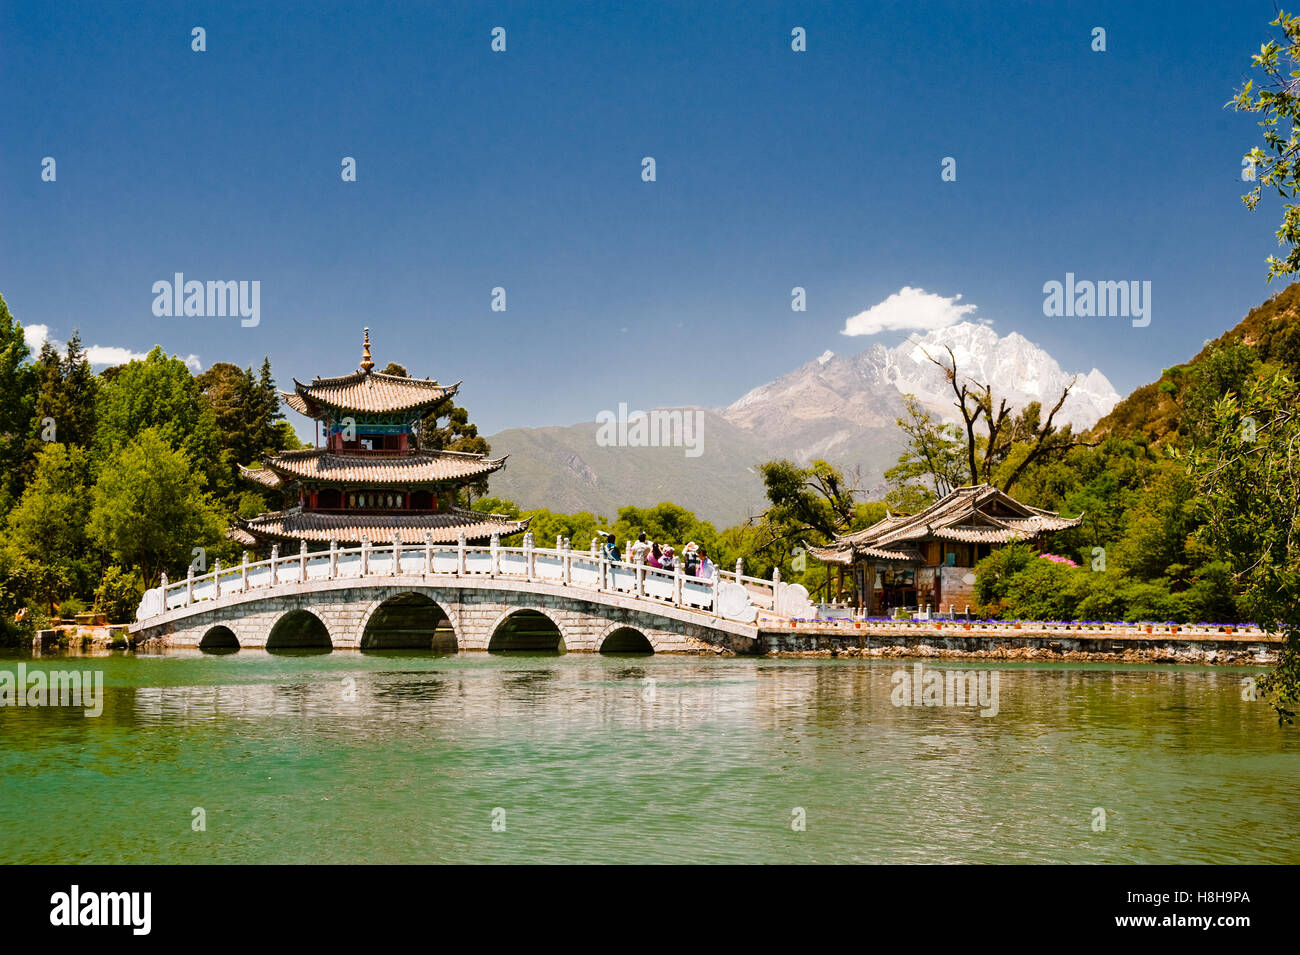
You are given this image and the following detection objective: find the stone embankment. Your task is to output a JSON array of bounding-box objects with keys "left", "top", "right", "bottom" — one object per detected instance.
[{"left": 753, "top": 619, "right": 1280, "bottom": 664}]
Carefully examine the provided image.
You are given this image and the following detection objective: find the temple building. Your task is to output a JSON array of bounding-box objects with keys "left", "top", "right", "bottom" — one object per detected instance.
[
  {"left": 231, "top": 329, "right": 527, "bottom": 549},
  {"left": 808, "top": 484, "right": 1082, "bottom": 616}
]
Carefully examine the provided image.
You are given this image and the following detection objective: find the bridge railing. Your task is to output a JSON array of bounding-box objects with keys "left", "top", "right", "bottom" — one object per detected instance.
[{"left": 137, "top": 533, "right": 782, "bottom": 625}]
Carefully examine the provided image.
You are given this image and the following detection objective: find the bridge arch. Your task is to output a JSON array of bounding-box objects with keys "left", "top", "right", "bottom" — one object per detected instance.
[
  {"left": 597, "top": 624, "right": 655, "bottom": 654},
  {"left": 487, "top": 607, "right": 566, "bottom": 652},
  {"left": 358, "top": 591, "right": 458, "bottom": 651},
  {"left": 199, "top": 624, "right": 240, "bottom": 652},
  {"left": 266, "top": 608, "right": 333, "bottom": 651}
]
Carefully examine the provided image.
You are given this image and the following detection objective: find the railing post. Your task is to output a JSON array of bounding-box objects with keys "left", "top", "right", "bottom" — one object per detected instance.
[
  {"left": 590, "top": 537, "right": 599, "bottom": 557},
  {"left": 636, "top": 550, "right": 645, "bottom": 597},
  {"left": 160, "top": 572, "right": 169, "bottom": 609},
  {"left": 213, "top": 560, "right": 221, "bottom": 599},
  {"left": 457, "top": 532, "right": 466, "bottom": 576},
  {"left": 555, "top": 535, "right": 563, "bottom": 551},
  {"left": 329, "top": 539, "right": 338, "bottom": 579},
  {"left": 673, "top": 561, "right": 683, "bottom": 606},
  {"left": 361, "top": 536, "right": 369, "bottom": 576},
  {"left": 735, "top": 557, "right": 744, "bottom": 581},
  {"left": 241, "top": 551, "right": 249, "bottom": 592},
  {"left": 391, "top": 532, "right": 401, "bottom": 576},
  {"left": 424, "top": 531, "right": 433, "bottom": 576},
  {"left": 186, "top": 566, "right": 194, "bottom": 606},
  {"left": 773, "top": 566, "right": 781, "bottom": 587},
  {"left": 490, "top": 533, "right": 500, "bottom": 577},
  {"left": 598, "top": 548, "right": 607, "bottom": 592},
  {"left": 300, "top": 540, "right": 308, "bottom": 582},
  {"left": 524, "top": 532, "right": 534, "bottom": 581},
  {"left": 270, "top": 545, "right": 279, "bottom": 586},
  {"left": 563, "top": 537, "right": 572, "bottom": 586},
  {"left": 711, "top": 564, "right": 721, "bottom": 613}
]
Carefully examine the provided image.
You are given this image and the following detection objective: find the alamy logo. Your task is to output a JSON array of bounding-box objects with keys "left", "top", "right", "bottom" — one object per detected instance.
[
  {"left": 50, "top": 885, "right": 151, "bottom": 935},
  {"left": 0, "top": 664, "right": 103, "bottom": 717},
  {"left": 1042, "top": 273, "right": 1150, "bottom": 327},
  {"left": 890, "top": 663, "right": 999, "bottom": 716},
  {"left": 595, "top": 403, "right": 704, "bottom": 458},
  {"left": 151, "top": 273, "right": 260, "bottom": 327}
]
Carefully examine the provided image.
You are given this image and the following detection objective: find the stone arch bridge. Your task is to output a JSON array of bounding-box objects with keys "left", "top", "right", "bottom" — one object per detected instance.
[{"left": 130, "top": 537, "right": 814, "bottom": 654}]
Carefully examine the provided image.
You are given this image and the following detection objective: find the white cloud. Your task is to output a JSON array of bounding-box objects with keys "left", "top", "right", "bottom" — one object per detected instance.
[
  {"left": 22, "top": 326, "right": 201, "bottom": 370},
  {"left": 22, "top": 324, "right": 50, "bottom": 353},
  {"left": 84, "top": 345, "right": 149, "bottom": 366},
  {"left": 840, "top": 287, "right": 980, "bottom": 337}
]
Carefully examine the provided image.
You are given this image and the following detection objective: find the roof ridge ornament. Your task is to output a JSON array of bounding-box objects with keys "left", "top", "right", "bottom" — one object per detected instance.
[{"left": 360, "top": 327, "right": 374, "bottom": 373}]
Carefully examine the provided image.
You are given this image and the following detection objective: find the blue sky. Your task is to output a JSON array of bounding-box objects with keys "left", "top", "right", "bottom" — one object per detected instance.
[{"left": 0, "top": 0, "right": 1286, "bottom": 434}]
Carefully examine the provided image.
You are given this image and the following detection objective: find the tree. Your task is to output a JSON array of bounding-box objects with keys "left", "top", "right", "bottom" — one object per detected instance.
[
  {"left": 94, "top": 566, "right": 144, "bottom": 624},
  {"left": 918, "top": 343, "right": 1092, "bottom": 492},
  {"left": 197, "top": 358, "right": 294, "bottom": 508},
  {"left": 25, "top": 330, "right": 97, "bottom": 464},
  {"left": 0, "top": 294, "right": 36, "bottom": 509},
  {"left": 1184, "top": 368, "right": 1300, "bottom": 721},
  {"left": 885, "top": 394, "right": 966, "bottom": 510},
  {"left": 88, "top": 428, "right": 227, "bottom": 585},
  {"left": 757, "top": 459, "right": 862, "bottom": 544},
  {"left": 93, "top": 347, "right": 224, "bottom": 493},
  {"left": 1233, "top": 9, "right": 1300, "bottom": 280},
  {"left": 6, "top": 443, "right": 94, "bottom": 596}
]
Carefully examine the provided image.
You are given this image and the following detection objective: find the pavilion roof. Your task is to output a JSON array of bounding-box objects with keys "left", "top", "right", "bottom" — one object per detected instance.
[
  {"left": 246, "top": 448, "right": 507, "bottom": 487},
  {"left": 232, "top": 507, "right": 528, "bottom": 546},
  {"left": 281, "top": 327, "right": 460, "bottom": 417},
  {"left": 812, "top": 484, "right": 1082, "bottom": 563},
  {"left": 287, "top": 372, "right": 459, "bottom": 417}
]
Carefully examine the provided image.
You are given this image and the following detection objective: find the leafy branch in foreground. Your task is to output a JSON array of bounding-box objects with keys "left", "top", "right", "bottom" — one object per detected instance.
[
  {"left": 1181, "top": 369, "right": 1300, "bottom": 722},
  {"left": 1233, "top": 9, "right": 1300, "bottom": 280}
]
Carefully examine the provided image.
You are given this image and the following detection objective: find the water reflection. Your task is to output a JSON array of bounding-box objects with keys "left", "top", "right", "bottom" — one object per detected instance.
[{"left": 0, "top": 650, "right": 1295, "bottom": 865}]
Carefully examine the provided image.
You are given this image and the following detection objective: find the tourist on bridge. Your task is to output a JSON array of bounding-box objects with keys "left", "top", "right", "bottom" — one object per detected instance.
[
  {"left": 683, "top": 542, "right": 700, "bottom": 576},
  {"left": 659, "top": 545, "right": 675, "bottom": 572},
  {"left": 602, "top": 533, "right": 621, "bottom": 562},
  {"left": 631, "top": 532, "right": 650, "bottom": 564},
  {"left": 697, "top": 548, "right": 714, "bottom": 580},
  {"left": 647, "top": 542, "right": 662, "bottom": 569}
]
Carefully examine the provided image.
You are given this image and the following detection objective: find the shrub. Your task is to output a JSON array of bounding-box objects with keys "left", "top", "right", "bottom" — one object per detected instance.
[
  {"left": 94, "top": 566, "right": 145, "bottom": 624},
  {"left": 56, "top": 596, "right": 89, "bottom": 618}
]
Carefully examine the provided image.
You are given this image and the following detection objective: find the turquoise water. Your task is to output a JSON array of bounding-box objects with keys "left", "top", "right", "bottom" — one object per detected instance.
[{"left": 0, "top": 649, "right": 1295, "bottom": 864}]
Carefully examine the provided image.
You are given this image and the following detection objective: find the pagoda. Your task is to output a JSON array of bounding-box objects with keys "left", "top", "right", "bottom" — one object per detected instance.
[{"left": 231, "top": 328, "right": 527, "bottom": 549}]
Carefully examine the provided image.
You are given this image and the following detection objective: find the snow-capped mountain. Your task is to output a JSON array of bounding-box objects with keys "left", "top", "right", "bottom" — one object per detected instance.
[
  {"left": 486, "top": 322, "right": 1120, "bottom": 526},
  {"left": 721, "top": 322, "right": 1120, "bottom": 461}
]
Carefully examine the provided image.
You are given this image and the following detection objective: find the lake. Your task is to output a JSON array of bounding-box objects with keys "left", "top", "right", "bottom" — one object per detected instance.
[{"left": 1, "top": 649, "right": 1295, "bottom": 864}]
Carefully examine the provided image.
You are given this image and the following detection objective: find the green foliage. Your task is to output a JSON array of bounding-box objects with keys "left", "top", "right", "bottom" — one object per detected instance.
[
  {"left": 197, "top": 358, "right": 293, "bottom": 509},
  {"left": 57, "top": 596, "right": 89, "bottom": 618},
  {"left": 0, "top": 294, "right": 37, "bottom": 509},
  {"left": 93, "top": 566, "right": 144, "bottom": 624},
  {"left": 1185, "top": 366, "right": 1300, "bottom": 721},
  {"left": 93, "top": 347, "right": 224, "bottom": 494},
  {"left": 1233, "top": 9, "right": 1300, "bottom": 279},
  {"left": 23, "top": 331, "right": 97, "bottom": 481},
  {"left": 757, "top": 459, "right": 859, "bottom": 542},
  {"left": 885, "top": 395, "right": 966, "bottom": 509},
  {"left": 88, "top": 428, "right": 227, "bottom": 585},
  {"left": 5, "top": 443, "right": 94, "bottom": 595}
]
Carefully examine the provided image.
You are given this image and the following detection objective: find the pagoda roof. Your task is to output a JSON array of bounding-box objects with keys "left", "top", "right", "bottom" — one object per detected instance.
[
  {"left": 287, "top": 372, "right": 460, "bottom": 417},
  {"left": 245, "top": 448, "right": 507, "bottom": 488},
  {"left": 812, "top": 484, "right": 1082, "bottom": 563},
  {"left": 231, "top": 507, "right": 528, "bottom": 546}
]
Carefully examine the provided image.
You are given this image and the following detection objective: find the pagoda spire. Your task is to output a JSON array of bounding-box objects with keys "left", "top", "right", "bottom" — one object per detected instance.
[{"left": 360, "top": 327, "right": 374, "bottom": 373}]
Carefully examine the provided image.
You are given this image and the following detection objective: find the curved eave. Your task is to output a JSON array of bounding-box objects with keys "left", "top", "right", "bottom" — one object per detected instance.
[
  {"left": 291, "top": 375, "right": 460, "bottom": 417},
  {"left": 239, "top": 464, "right": 284, "bottom": 489},
  {"left": 260, "top": 449, "right": 507, "bottom": 486}
]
